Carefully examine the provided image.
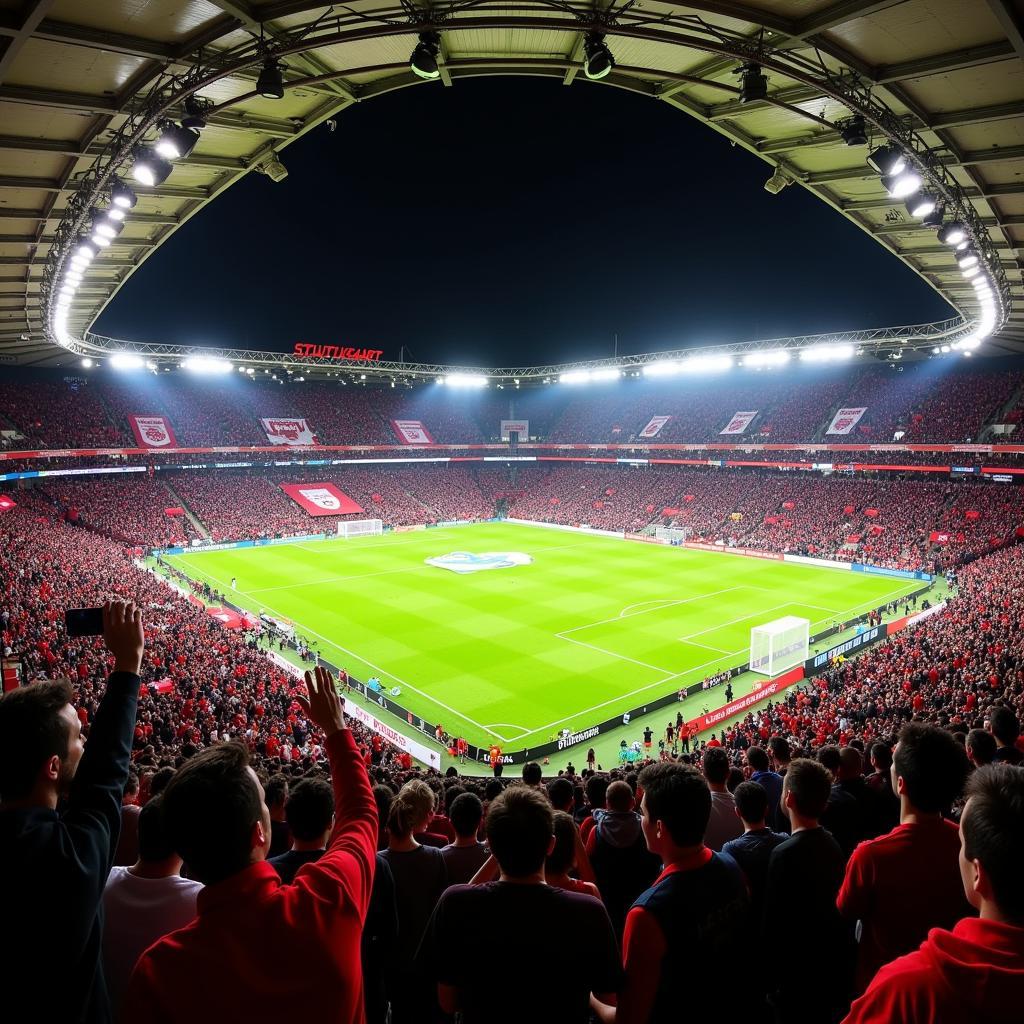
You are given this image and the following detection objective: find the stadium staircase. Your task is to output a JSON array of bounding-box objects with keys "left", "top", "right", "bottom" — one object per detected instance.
[{"left": 161, "top": 480, "right": 211, "bottom": 540}]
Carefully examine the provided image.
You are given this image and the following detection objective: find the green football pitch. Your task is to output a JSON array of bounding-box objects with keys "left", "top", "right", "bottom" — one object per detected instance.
[{"left": 165, "top": 522, "right": 926, "bottom": 752}]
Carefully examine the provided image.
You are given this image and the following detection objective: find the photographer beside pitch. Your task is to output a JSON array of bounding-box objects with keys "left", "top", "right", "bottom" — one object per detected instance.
[{"left": 0, "top": 600, "right": 145, "bottom": 1024}]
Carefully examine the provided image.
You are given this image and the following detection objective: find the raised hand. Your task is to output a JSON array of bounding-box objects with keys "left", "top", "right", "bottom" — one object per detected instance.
[
  {"left": 296, "top": 664, "right": 347, "bottom": 738},
  {"left": 103, "top": 600, "right": 144, "bottom": 676}
]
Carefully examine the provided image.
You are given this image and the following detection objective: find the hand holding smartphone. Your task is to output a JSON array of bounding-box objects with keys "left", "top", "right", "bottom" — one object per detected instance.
[{"left": 65, "top": 607, "right": 105, "bottom": 637}]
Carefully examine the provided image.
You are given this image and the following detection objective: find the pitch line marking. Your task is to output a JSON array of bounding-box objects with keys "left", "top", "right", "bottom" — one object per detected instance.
[
  {"left": 557, "top": 634, "right": 676, "bottom": 674},
  {"left": 246, "top": 564, "right": 433, "bottom": 595},
  {"left": 566, "top": 587, "right": 747, "bottom": 634}
]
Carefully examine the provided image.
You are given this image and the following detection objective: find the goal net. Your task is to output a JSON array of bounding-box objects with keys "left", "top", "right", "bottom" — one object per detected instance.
[
  {"left": 336, "top": 518, "right": 383, "bottom": 539},
  {"left": 750, "top": 615, "right": 809, "bottom": 676},
  {"left": 655, "top": 526, "right": 690, "bottom": 545}
]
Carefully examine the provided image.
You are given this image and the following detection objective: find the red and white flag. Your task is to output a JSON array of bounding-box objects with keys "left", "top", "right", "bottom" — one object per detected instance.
[
  {"left": 639, "top": 415, "right": 671, "bottom": 439},
  {"left": 128, "top": 414, "right": 177, "bottom": 449},
  {"left": 280, "top": 482, "right": 365, "bottom": 516},
  {"left": 0, "top": 494, "right": 16, "bottom": 513},
  {"left": 391, "top": 419, "right": 434, "bottom": 444},
  {"left": 826, "top": 407, "right": 867, "bottom": 435},
  {"left": 261, "top": 417, "right": 317, "bottom": 446},
  {"left": 720, "top": 410, "right": 758, "bottom": 435}
]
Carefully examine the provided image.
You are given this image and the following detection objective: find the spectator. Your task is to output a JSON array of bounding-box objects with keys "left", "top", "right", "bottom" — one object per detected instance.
[
  {"left": 864, "top": 741, "right": 900, "bottom": 833},
  {"left": 268, "top": 777, "right": 335, "bottom": 884},
  {"left": 381, "top": 779, "right": 448, "bottom": 1024},
  {"left": 843, "top": 764, "right": 1024, "bottom": 1023},
  {"left": 989, "top": 706, "right": 1023, "bottom": 765},
  {"left": 114, "top": 771, "right": 142, "bottom": 867},
  {"left": 362, "top": 853, "right": 399, "bottom": 1024},
  {"left": 102, "top": 794, "right": 202, "bottom": 1012},
  {"left": 521, "top": 761, "right": 543, "bottom": 788},
  {"left": 264, "top": 774, "right": 290, "bottom": 857},
  {"left": 838, "top": 723, "right": 973, "bottom": 994},
  {"left": 591, "top": 762, "right": 752, "bottom": 1023},
  {"left": 545, "top": 811, "right": 600, "bottom": 898},
  {"left": 580, "top": 772, "right": 609, "bottom": 843},
  {"left": 123, "top": 667, "right": 376, "bottom": 1023},
  {"left": 702, "top": 746, "right": 742, "bottom": 851},
  {"left": 967, "top": 727, "right": 997, "bottom": 767},
  {"left": 722, "top": 781, "right": 787, "bottom": 919},
  {"left": 763, "top": 758, "right": 855, "bottom": 1024},
  {"left": 587, "top": 779, "right": 662, "bottom": 937},
  {"left": 418, "top": 786, "right": 620, "bottom": 1023},
  {"left": 819, "top": 744, "right": 862, "bottom": 860},
  {"left": 745, "top": 745, "right": 783, "bottom": 824},
  {"left": 440, "top": 792, "right": 489, "bottom": 885},
  {"left": 0, "top": 600, "right": 143, "bottom": 1024},
  {"left": 547, "top": 775, "right": 575, "bottom": 812}
]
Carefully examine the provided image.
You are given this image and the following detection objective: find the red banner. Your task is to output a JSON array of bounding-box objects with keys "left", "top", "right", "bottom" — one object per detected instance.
[
  {"left": 0, "top": 494, "right": 16, "bottom": 513},
  {"left": 683, "top": 666, "right": 803, "bottom": 735},
  {"left": 128, "top": 414, "right": 176, "bottom": 449},
  {"left": 280, "top": 482, "right": 364, "bottom": 516},
  {"left": 206, "top": 607, "right": 256, "bottom": 630},
  {"left": 390, "top": 419, "right": 434, "bottom": 444},
  {"left": 164, "top": 507, "right": 184, "bottom": 517},
  {"left": 930, "top": 531, "right": 950, "bottom": 544}
]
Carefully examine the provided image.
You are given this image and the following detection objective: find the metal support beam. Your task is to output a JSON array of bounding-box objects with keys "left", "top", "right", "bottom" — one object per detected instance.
[
  {"left": 0, "top": 0, "right": 56, "bottom": 85},
  {"left": 986, "top": 0, "right": 1024, "bottom": 63}
]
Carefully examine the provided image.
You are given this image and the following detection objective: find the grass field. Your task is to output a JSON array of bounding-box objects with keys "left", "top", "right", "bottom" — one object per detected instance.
[{"left": 165, "top": 522, "right": 927, "bottom": 752}]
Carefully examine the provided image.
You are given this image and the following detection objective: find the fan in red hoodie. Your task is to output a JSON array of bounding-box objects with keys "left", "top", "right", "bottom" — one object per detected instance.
[{"left": 842, "top": 763, "right": 1024, "bottom": 1024}]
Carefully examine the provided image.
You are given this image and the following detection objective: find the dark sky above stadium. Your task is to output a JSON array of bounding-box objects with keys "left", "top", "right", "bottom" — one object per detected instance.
[{"left": 95, "top": 78, "right": 952, "bottom": 366}]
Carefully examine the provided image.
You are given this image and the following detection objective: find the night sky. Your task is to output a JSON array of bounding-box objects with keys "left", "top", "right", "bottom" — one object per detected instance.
[{"left": 94, "top": 78, "right": 953, "bottom": 367}]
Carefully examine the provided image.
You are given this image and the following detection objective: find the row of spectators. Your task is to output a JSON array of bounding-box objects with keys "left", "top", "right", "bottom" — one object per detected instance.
[
  {"left": 2, "top": 362, "right": 1022, "bottom": 451},
  {"left": 1, "top": 504, "right": 1023, "bottom": 1022}
]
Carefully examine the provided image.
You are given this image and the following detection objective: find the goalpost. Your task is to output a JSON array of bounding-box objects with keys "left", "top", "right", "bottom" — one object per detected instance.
[
  {"left": 336, "top": 518, "right": 383, "bottom": 539},
  {"left": 655, "top": 526, "right": 690, "bottom": 545},
  {"left": 750, "top": 615, "right": 810, "bottom": 675}
]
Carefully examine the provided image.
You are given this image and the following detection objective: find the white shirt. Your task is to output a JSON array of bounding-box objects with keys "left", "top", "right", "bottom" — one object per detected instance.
[{"left": 102, "top": 867, "right": 203, "bottom": 1011}]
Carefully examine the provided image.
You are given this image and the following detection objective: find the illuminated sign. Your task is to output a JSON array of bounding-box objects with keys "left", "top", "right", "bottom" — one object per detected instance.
[{"left": 293, "top": 343, "right": 384, "bottom": 362}]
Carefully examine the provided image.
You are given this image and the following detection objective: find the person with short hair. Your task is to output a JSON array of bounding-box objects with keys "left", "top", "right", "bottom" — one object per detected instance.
[
  {"left": 762, "top": 758, "right": 855, "bottom": 1024},
  {"left": 264, "top": 773, "right": 290, "bottom": 857},
  {"left": 988, "top": 706, "right": 1023, "bottom": 765},
  {"left": 745, "top": 745, "right": 783, "bottom": 823},
  {"left": 722, "top": 781, "right": 787, "bottom": 919},
  {"left": 0, "top": 600, "right": 144, "bottom": 1024},
  {"left": 122, "top": 666, "right": 377, "bottom": 1024},
  {"left": 838, "top": 723, "right": 973, "bottom": 994},
  {"left": 547, "top": 775, "right": 575, "bottom": 812},
  {"left": 842, "top": 764, "right": 1024, "bottom": 1023},
  {"left": 546, "top": 811, "right": 600, "bottom": 899},
  {"left": 102, "top": 794, "right": 202, "bottom": 1012},
  {"left": 522, "top": 761, "right": 543, "bottom": 788},
  {"left": 418, "top": 786, "right": 621, "bottom": 1023},
  {"left": 268, "top": 777, "right": 335, "bottom": 884},
  {"left": 967, "top": 727, "right": 997, "bottom": 767},
  {"left": 440, "top": 792, "right": 489, "bottom": 885},
  {"left": 702, "top": 746, "right": 742, "bottom": 851},
  {"left": 591, "top": 762, "right": 752, "bottom": 1023},
  {"left": 580, "top": 773, "right": 609, "bottom": 843}
]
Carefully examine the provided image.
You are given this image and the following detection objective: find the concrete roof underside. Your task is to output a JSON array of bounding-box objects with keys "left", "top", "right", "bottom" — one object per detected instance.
[{"left": 0, "top": 0, "right": 1022, "bottom": 368}]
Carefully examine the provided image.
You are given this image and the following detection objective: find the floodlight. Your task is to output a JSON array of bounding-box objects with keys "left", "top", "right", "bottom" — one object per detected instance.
[
  {"left": 110, "top": 353, "right": 144, "bottom": 370},
  {"left": 938, "top": 222, "right": 966, "bottom": 247},
  {"left": 737, "top": 63, "right": 768, "bottom": 103},
  {"left": 956, "top": 249, "right": 978, "bottom": 269},
  {"left": 881, "top": 168, "right": 922, "bottom": 198},
  {"left": 81, "top": 358, "right": 94, "bottom": 368},
  {"left": 866, "top": 145, "right": 906, "bottom": 176},
  {"left": 584, "top": 33, "right": 614, "bottom": 81},
  {"left": 131, "top": 147, "right": 173, "bottom": 186},
  {"left": 257, "top": 60, "right": 285, "bottom": 99},
  {"left": 182, "top": 356, "right": 233, "bottom": 374},
  {"left": 111, "top": 181, "right": 137, "bottom": 209},
  {"left": 905, "top": 191, "right": 937, "bottom": 218},
  {"left": 155, "top": 123, "right": 200, "bottom": 160},
  {"left": 410, "top": 32, "right": 441, "bottom": 80},
  {"left": 839, "top": 115, "right": 867, "bottom": 146}
]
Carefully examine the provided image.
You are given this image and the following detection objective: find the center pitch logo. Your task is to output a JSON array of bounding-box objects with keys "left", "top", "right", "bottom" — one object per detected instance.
[
  {"left": 299, "top": 488, "right": 342, "bottom": 510},
  {"left": 425, "top": 551, "right": 533, "bottom": 574}
]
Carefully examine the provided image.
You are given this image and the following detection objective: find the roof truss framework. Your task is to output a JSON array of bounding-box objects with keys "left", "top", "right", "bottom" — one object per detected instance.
[{"left": 0, "top": 0, "right": 1018, "bottom": 369}]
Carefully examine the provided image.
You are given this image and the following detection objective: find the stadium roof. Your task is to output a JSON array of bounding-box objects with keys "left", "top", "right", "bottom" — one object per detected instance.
[{"left": 0, "top": 0, "right": 1022, "bottom": 372}]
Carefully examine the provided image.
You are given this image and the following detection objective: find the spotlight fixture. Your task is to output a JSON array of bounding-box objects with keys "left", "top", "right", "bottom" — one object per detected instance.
[
  {"left": 881, "top": 167, "right": 921, "bottom": 198},
  {"left": 155, "top": 122, "right": 200, "bottom": 160},
  {"left": 410, "top": 32, "right": 441, "bottom": 80},
  {"left": 110, "top": 180, "right": 137, "bottom": 209},
  {"left": 905, "top": 191, "right": 937, "bottom": 218},
  {"left": 737, "top": 62, "right": 768, "bottom": 104},
  {"left": 74, "top": 238, "right": 98, "bottom": 260},
  {"left": 181, "top": 96, "right": 208, "bottom": 132},
  {"left": 962, "top": 265, "right": 980, "bottom": 279},
  {"left": 922, "top": 205, "right": 944, "bottom": 228},
  {"left": 583, "top": 32, "right": 615, "bottom": 81},
  {"left": 866, "top": 145, "right": 906, "bottom": 176},
  {"left": 838, "top": 115, "right": 867, "bottom": 147},
  {"left": 938, "top": 222, "right": 967, "bottom": 246},
  {"left": 90, "top": 231, "right": 112, "bottom": 247},
  {"left": 957, "top": 249, "right": 979, "bottom": 269},
  {"left": 93, "top": 214, "right": 124, "bottom": 239},
  {"left": 81, "top": 358, "right": 94, "bottom": 369},
  {"left": 764, "top": 167, "right": 791, "bottom": 195},
  {"left": 257, "top": 60, "right": 285, "bottom": 99},
  {"left": 106, "top": 207, "right": 126, "bottom": 222},
  {"left": 131, "top": 147, "right": 173, "bottom": 187}
]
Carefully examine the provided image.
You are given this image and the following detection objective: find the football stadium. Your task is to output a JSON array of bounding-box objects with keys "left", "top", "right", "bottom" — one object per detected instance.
[{"left": 2, "top": 2, "right": 1024, "bottom": 1022}]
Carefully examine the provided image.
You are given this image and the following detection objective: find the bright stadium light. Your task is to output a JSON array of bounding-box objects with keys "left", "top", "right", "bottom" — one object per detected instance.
[
  {"left": 881, "top": 168, "right": 921, "bottom": 198},
  {"left": 81, "top": 358, "right": 93, "bottom": 368},
  {"left": 560, "top": 370, "right": 592, "bottom": 384},
  {"left": 583, "top": 32, "right": 615, "bottom": 80},
  {"left": 110, "top": 353, "right": 144, "bottom": 370},
  {"left": 106, "top": 207, "right": 127, "bottom": 222},
  {"left": 590, "top": 368, "right": 621, "bottom": 381},
  {"left": 681, "top": 354, "right": 733, "bottom": 373},
  {"left": 799, "top": 344, "right": 854, "bottom": 362},
  {"left": 131, "top": 147, "right": 173, "bottom": 187},
  {"left": 743, "top": 349, "right": 791, "bottom": 368},
  {"left": 867, "top": 145, "right": 906, "bottom": 176},
  {"left": 956, "top": 249, "right": 979, "bottom": 269},
  {"left": 643, "top": 360, "right": 681, "bottom": 377},
  {"left": 182, "top": 356, "right": 233, "bottom": 374},
  {"left": 94, "top": 217, "right": 123, "bottom": 239},
  {"left": 443, "top": 373, "right": 488, "bottom": 388},
  {"left": 938, "top": 222, "right": 966, "bottom": 246},
  {"left": 410, "top": 32, "right": 441, "bottom": 80},
  {"left": 75, "top": 239, "right": 97, "bottom": 260},
  {"left": 905, "top": 191, "right": 937, "bottom": 218},
  {"left": 111, "top": 180, "right": 137, "bottom": 209},
  {"left": 155, "top": 122, "right": 200, "bottom": 160},
  {"left": 962, "top": 265, "right": 981, "bottom": 279}
]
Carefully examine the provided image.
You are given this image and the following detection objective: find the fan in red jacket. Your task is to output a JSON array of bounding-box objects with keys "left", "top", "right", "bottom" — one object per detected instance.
[
  {"left": 123, "top": 667, "right": 376, "bottom": 1024},
  {"left": 842, "top": 764, "right": 1024, "bottom": 1024}
]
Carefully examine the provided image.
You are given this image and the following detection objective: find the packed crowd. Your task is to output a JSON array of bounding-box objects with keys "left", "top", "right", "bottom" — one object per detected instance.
[{"left": 2, "top": 517, "right": 1024, "bottom": 1021}]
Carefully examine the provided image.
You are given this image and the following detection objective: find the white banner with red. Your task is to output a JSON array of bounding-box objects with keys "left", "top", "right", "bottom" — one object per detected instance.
[
  {"left": 0, "top": 494, "right": 16, "bottom": 513},
  {"left": 280, "top": 482, "right": 364, "bottom": 516},
  {"left": 639, "top": 415, "right": 671, "bottom": 439},
  {"left": 720, "top": 410, "right": 758, "bottom": 435},
  {"left": 826, "top": 407, "right": 868, "bottom": 435},
  {"left": 261, "top": 417, "right": 317, "bottom": 446},
  {"left": 391, "top": 419, "right": 434, "bottom": 444},
  {"left": 128, "top": 414, "right": 177, "bottom": 449},
  {"left": 500, "top": 419, "right": 530, "bottom": 440}
]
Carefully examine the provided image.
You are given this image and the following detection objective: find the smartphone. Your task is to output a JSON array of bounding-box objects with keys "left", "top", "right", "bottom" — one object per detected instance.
[{"left": 65, "top": 607, "right": 104, "bottom": 637}]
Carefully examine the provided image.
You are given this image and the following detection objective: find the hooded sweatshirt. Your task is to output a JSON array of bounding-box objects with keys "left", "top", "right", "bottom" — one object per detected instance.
[{"left": 842, "top": 917, "right": 1024, "bottom": 1024}]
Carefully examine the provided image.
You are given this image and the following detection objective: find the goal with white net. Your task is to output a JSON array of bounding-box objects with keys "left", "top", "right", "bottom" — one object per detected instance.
[
  {"left": 655, "top": 526, "right": 690, "bottom": 545},
  {"left": 749, "top": 615, "right": 809, "bottom": 675},
  {"left": 336, "top": 518, "right": 384, "bottom": 539}
]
